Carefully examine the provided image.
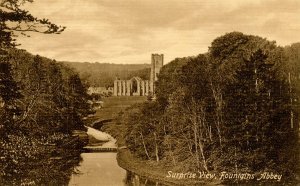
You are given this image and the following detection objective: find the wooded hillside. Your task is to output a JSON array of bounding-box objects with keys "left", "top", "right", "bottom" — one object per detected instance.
[
  {"left": 63, "top": 62, "right": 151, "bottom": 87},
  {"left": 118, "top": 32, "right": 300, "bottom": 185}
]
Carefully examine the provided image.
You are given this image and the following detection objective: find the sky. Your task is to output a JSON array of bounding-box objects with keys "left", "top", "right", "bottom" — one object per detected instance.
[{"left": 16, "top": 0, "right": 300, "bottom": 64}]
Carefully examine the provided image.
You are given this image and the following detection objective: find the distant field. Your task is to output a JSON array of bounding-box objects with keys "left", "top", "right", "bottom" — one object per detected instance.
[{"left": 87, "top": 96, "right": 147, "bottom": 125}]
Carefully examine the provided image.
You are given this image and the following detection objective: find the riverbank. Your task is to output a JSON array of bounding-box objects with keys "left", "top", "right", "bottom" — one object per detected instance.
[
  {"left": 70, "top": 127, "right": 126, "bottom": 185},
  {"left": 117, "top": 148, "right": 221, "bottom": 186},
  {"left": 94, "top": 97, "right": 219, "bottom": 185}
]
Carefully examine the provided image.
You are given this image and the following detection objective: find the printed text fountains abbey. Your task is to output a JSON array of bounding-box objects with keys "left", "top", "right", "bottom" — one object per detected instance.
[{"left": 113, "top": 54, "right": 164, "bottom": 96}]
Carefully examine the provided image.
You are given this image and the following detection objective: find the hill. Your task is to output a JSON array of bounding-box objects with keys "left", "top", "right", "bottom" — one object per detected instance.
[{"left": 63, "top": 62, "right": 151, "bottom": 87}]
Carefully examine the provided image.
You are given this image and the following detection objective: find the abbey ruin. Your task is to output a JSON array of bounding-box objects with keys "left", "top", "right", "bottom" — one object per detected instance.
[{"left": 113, "top": 54, "right": 164, "bottom": 96}]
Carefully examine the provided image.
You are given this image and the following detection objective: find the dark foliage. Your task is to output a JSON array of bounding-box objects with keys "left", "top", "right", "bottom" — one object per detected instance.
[
  {"left": 64, "top": 62, "right": 151, "bottom": 87},
  {"left": 123, "top": 32, "right": 299, "bottom": 184},
  {"left": 0, "top": 1, "right": 90, "bottom": 184}
]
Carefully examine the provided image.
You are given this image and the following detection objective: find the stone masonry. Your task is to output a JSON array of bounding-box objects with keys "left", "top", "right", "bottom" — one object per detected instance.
[{"left": 113, "top": 54, "right": 164, "bottom": 96}]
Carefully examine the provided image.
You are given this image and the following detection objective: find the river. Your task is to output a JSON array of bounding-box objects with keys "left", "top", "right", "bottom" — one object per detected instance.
[
  {"left": 68, "top": 127, "right": 164, "bottom": 186},
  {"left": 69, "top": 153, "right": 126, "bottom": 186},
  {"left": 69, "top": 127, "right": 126, "bottom": 185},
  {"left": 0, "top": 126, "right": 162, "bottom": 185},
  {"left": 68, "top": 152, "right": 164, "bottom": 186}
]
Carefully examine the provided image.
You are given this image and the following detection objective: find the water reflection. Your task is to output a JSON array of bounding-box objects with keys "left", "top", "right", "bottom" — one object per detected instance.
[
  {"left": 124, "top": 171, "right": 166, "bottom": 186},
  {"left": 69, "top": 153, "right": 126, "bottom": 186},
  {"left": 69, "top": 152, "right": 167, "bottom": 186}
]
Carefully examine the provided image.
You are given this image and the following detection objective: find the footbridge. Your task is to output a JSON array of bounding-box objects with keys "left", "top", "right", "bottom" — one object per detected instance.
[{"left": 83, "top": 145, "right": 127, "bottom": 153}]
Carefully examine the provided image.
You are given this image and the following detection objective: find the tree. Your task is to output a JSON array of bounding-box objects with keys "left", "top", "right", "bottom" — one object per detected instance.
[
  {"left": 0, "top": 0, "right": 65, "bottom": 131},
  {"left": 1, "top": 0, "right": 65, "bottom": 40},
  {"left": 209, "top": 33, "right": 298, "bottom": 178},
  {"left": 284, "top": 43, "right": 300, "bottom": 131},
  {"left": 1, "top": 0, "right": 61, "bottom": 179},
  {"left": 0, "top": 58, "right": 22, "bottom": 134},
  {"left": 121, "top": 32, "right": 299, "bottom": 184},
  {"left": 155, "top": 57, "right": 190, "bottom": 108}
]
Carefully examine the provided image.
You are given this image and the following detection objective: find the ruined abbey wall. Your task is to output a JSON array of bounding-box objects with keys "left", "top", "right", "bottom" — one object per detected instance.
[
  {"left": 113, "top": 54, "right": 163, "bottom": 96},
  {"left": 113, "top": 78, "right": 150, "bottom": 96}
]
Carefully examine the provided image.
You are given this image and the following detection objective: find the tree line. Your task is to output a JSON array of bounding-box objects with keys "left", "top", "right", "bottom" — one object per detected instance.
[
  {"left": 119, "top": 32, "right": 299, "bottom": 184},
  {"left": 0, "top": 48, "right": 93, "bottom": 185},
  {"left": 0, "top": 1, "right": 93, "bottom": 184},
  {"left": 64, "top": 61, "right": 151, "bottom": 87}
]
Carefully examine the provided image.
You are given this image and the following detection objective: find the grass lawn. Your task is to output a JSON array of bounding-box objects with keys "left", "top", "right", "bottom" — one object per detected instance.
[
  {"left": 86, "top": 96, "right": 147, "bottom": 127},
  {"left": 97, "top": 96, "right": 147, "bottom": 120}
]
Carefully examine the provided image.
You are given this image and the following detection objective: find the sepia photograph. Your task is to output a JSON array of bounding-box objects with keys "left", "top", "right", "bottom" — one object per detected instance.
[{"left": 0, "top": 0, "right": 299, "bottom": 185}]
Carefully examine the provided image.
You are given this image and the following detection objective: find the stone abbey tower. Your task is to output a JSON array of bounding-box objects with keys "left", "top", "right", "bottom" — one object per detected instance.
[
  {"left": 113, "top": 54, "right": 164, "bottom": 96},
  {"left": 150, "top": 54, "right": 164, "bottom": 93}
]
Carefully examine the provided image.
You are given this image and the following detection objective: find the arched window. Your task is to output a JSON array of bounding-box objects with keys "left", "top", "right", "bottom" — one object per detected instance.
[{"left": 132, "top": 79, "right": 137, "bottom": 93}]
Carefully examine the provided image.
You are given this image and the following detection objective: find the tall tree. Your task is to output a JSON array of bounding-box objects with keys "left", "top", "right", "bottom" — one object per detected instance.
[
  {"left": 156, "top": 57, "right": 190, "bottom": 108},
  {"left": 209, "top": 33, "right": 298, "bottom": 177},
  {"left": 0, "top": 0, "right": 64, "bottom": 131}
]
